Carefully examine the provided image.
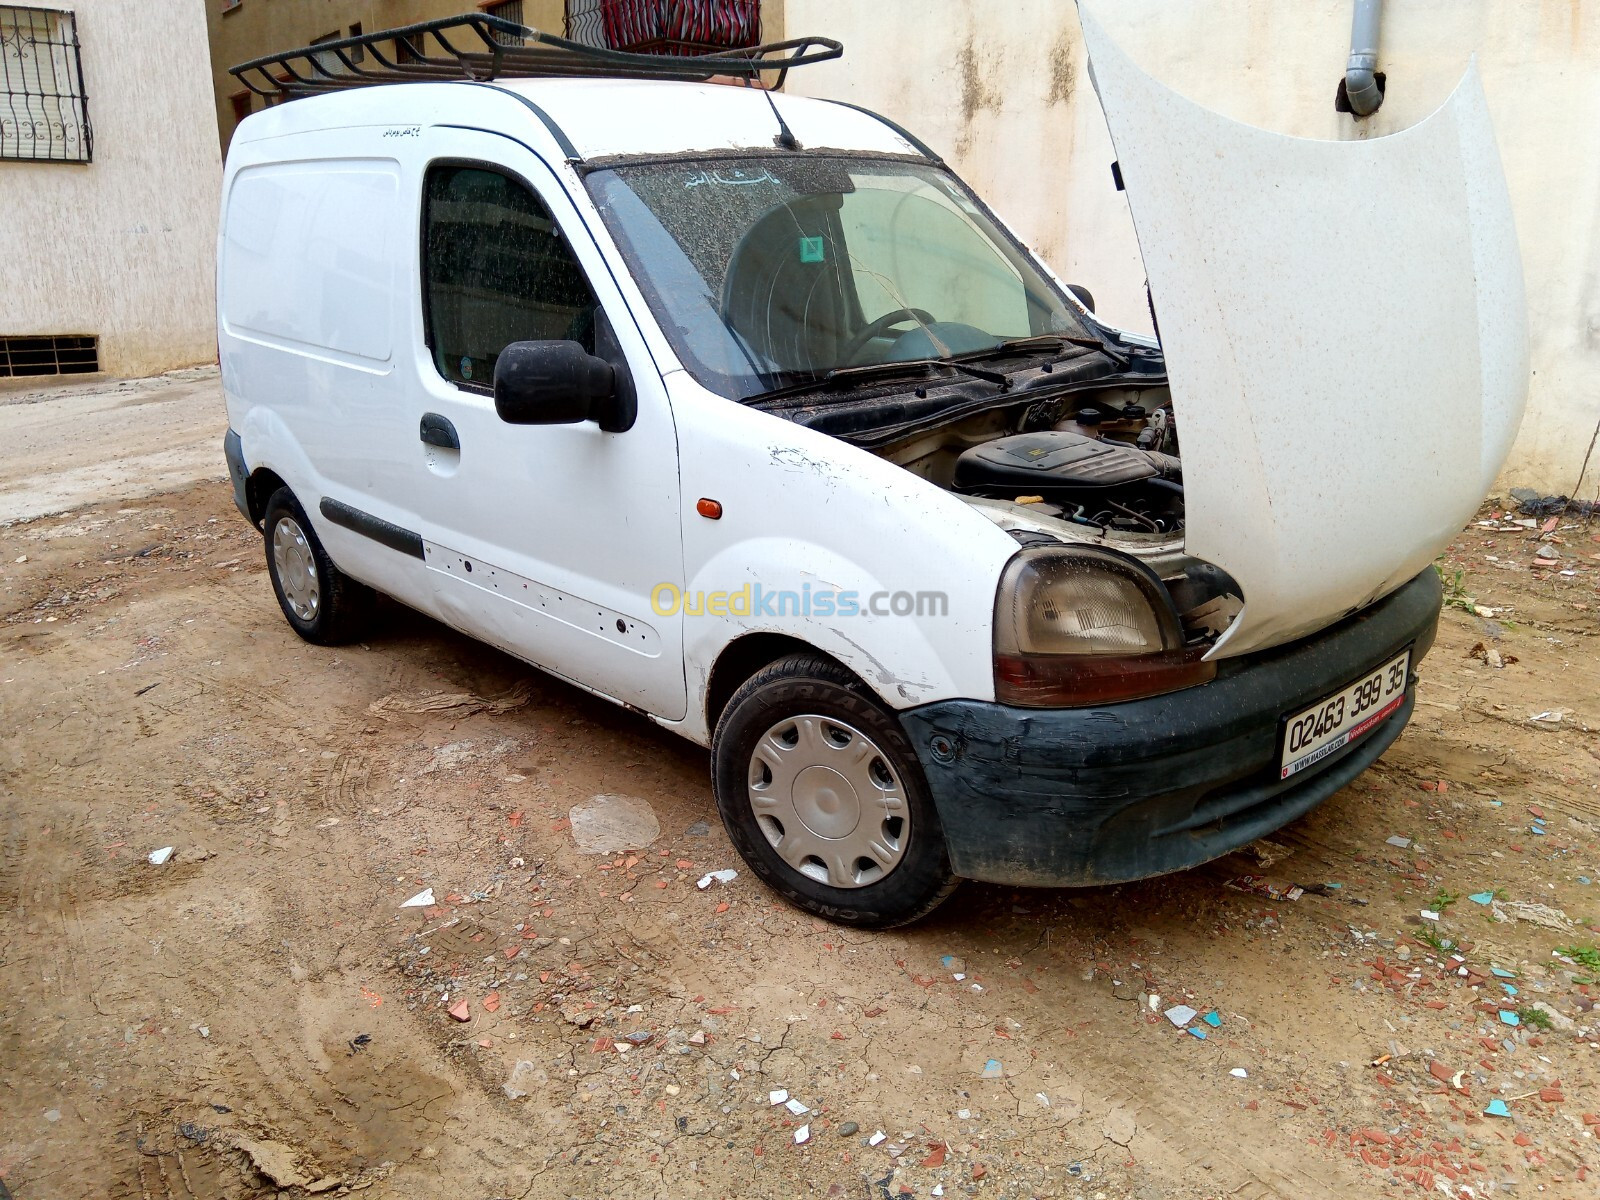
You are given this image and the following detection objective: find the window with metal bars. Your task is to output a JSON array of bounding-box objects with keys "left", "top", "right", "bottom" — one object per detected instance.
[
  {"left": 0, "top": 6, "right": 91, "bottom": 162},
  {"left": 564, "top": 0, "right": 760, "bottom": 55},
  {"left": 564, "top": 0, "right": 603, "bottom": 47},
  {"left": 305, "top": 28, "right": 365, "bottom": 76},
  {"left": 0, "top": 334, "right": 99, "bottom": 377},
  {"left": 483, "top": 1, "right": 525, "bottom": 45},
  {"left": 309, "top": 31, "right": 342, "bottom": 76}
]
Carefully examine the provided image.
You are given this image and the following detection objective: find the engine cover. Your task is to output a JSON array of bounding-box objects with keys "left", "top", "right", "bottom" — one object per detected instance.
[
  {"left": 953, "top": 431, "right": 1183, "bottom": 533},
  {"left": 954, "top": 430, "right": 1175, "bottom": 490}
]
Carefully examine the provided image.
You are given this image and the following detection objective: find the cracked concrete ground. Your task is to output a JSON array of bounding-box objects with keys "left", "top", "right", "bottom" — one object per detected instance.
[{"left": 2, "top": 374, "right": 1598, "bottom": 1198}]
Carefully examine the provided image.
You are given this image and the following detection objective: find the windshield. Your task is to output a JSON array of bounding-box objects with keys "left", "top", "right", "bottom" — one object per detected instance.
[{"left": 585, "top": 155, "right": 1089, "bottom": 399}]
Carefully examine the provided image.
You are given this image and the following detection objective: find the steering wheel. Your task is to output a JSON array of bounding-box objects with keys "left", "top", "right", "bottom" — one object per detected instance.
[{"left": 840, "top": 307, "right": 936, "bottom": 365}]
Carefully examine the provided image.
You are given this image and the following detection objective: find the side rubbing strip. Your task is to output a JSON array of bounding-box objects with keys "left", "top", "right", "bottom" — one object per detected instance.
[{"left": 319, "top": 498, "right": 425, "bottom": 560}]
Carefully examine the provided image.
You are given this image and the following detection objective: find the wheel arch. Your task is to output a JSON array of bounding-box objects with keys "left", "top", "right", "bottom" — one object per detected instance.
[
  {"left": 245, "top": 467, "right": 289, "bottom": 528},
  {"left": 704, "top": 633, "right": 854, "bottom": 736}
]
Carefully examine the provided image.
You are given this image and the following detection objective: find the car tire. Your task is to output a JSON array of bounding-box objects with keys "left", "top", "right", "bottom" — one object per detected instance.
[
  {"left": 262, "top": 487, "right": 374, "bottom": 645},
  {"left": 710, "top": 653, "right": 959, "bottom": 928}
]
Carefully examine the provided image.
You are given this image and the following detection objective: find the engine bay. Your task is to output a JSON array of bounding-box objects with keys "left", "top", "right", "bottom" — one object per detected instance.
[
  {"left": 875, "top": 385, "right": 1185, "bottom": 538},
  {"left": 866, "top": 381, "right": 1244, "bottom": 644},
  {"left": 754, "top": 343, "right": 1246, "bottom": 643}
]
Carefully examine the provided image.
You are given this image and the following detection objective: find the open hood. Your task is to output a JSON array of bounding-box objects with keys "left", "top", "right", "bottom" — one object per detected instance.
[{"left": 1077, "top": 6, "right": 1528, "bottom": 658}]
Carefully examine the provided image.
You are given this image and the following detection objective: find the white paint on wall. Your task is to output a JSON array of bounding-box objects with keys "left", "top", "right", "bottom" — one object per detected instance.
[
  {"left": 785, "top": 0, "right": 1600, "bottom": 496},
  {"left": 0, "top": 0, "right": 221, "bottom": 378}
]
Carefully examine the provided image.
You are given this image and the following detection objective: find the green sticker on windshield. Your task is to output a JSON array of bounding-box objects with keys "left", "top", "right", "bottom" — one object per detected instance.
[{"left": 798, "top": 236, "right": 825, "bottom": 263}]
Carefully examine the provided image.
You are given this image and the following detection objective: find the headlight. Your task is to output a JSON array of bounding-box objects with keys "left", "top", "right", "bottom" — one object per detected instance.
[{"left": 994, "top": 545, "right": 1215, "bottom": 706}]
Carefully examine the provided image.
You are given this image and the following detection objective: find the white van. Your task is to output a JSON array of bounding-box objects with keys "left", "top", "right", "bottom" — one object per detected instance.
[{"left": 219, "top": 13, "right": 1527, "bottom": 926}]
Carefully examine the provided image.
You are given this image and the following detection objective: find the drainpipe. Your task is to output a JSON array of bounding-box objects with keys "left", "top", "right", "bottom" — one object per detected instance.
[{"left": 1341, "top": 0, "right": 1385, "bottom": 117}]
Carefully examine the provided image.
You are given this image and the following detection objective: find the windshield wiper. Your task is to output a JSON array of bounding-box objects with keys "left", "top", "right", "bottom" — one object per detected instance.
[
  {"left": 983, "top": 335, "right": 1072, "bottom": 353},
  {"left": 750, "top": 357, "right": 1010, "bottom": 402},
  {"left": 827, "top": 358, "right": 1011, "bottom": 389},
  {"left": 1059, "top": 334, "right": 1131, "bottom": 367},
  {"left": 954, "top": 334, "right": 1130, "bottom": 370},
  {"left": 748, "top": 329, "right": 1132, "bottom": 403}
]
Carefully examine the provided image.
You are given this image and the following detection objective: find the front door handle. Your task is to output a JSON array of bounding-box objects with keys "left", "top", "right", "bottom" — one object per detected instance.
[{"left": 420, "top": 412, "right": 459, "bottom": 451}]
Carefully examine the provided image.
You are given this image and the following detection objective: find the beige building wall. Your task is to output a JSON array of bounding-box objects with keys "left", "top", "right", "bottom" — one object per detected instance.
[
  {"left": 785, "top": 0, "right": 1600, "bottom": 497},
  {"left": 0, "top": 0, "right": 221, "bottom": 378}
]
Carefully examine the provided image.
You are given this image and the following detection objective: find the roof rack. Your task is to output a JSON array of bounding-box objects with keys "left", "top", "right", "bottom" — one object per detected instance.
[{"left": 229, "top": 12, "right": 842, "bottom": 103}]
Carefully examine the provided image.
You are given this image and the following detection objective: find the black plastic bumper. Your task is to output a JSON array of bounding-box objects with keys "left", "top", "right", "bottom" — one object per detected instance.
[
  {"left": 224, "top": 428, "right": 250, "bottom": 523},
  {"left": 900, "top": 568, "right": 1442, "bottom": 887}
]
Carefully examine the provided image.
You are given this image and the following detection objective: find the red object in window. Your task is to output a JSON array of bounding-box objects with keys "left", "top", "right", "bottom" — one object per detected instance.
[{"left": 599, "top": 0, "right": 759, "bottom": 55}]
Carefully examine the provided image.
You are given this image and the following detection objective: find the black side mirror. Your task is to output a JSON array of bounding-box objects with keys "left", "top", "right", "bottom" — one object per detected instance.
[
  {"left": 493, "top": 340, "right": 636, "bottom": 433},
  {"left": 1066, "top": 284, "right": 1096, "bottom": 313}
]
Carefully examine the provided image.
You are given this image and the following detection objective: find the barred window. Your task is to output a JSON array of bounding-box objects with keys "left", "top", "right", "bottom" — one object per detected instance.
[
  {"left": 484, "top": 1, "right": 524, "bottom": 46},
  {"left": 564, "top": 0, "right": 604, "bottom": 47},
  {"left": 0, "top": 333, "right": 98, "bottom": 377},
  {"left": 309, "top": 31, "right": 342, "bottom": 77},
  {"left": 0, "top": 6, "right": 91, "bottom": 163}
]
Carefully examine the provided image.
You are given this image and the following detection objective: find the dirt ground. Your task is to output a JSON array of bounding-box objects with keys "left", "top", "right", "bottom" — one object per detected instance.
[{"left": 2, "top": 375, "right": 1599, "bottom": 1200}]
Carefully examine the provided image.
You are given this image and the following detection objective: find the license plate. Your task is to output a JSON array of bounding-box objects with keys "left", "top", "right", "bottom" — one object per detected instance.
[{"left": 1280, "top": 650, "right": 1410, "bottom": 780}]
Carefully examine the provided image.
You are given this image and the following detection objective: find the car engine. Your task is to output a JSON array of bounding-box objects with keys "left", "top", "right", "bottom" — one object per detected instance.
[{"left": 951, "top": 427, "right": 1183, "bottom": 535}]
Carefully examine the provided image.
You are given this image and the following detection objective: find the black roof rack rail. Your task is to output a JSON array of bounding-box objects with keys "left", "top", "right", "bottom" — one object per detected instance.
[{"left": 229, "top": 12, "right": 842, "bottom": 103}]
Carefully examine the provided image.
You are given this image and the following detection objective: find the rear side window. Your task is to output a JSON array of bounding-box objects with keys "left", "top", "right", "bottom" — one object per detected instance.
[{"left": 422, "top": 165, "right": 597, "bottom": 389}]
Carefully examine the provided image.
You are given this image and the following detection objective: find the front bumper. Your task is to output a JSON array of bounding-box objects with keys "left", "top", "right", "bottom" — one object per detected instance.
[{"left": 900, "top": 567, "right": 1442, "bottom": 887}]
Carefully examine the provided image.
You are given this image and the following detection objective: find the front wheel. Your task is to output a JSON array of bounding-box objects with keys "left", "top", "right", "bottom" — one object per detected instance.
[
  {"left": 711, "top": 654, "right": 959, "bottom": 928},
  {"left": 262, "top": 488, "right": 374, "bottom": 645}
]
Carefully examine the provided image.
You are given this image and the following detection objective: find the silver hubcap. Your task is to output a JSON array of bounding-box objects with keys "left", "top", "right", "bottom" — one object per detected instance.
[
  {"left": 747, "top": 714, "right": 909, "bottom": 889},
  {"left": 271, "top": 515, "right": 320, "bottom": 622}
]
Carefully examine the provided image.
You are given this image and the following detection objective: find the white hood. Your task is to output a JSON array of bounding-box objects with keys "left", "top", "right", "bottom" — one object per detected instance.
[{"left": 1078, "top": 7, "right": 1528, "bottom": 658}]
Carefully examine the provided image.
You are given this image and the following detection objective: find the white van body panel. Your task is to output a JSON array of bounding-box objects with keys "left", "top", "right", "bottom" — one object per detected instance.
[
  {"left": 221, "top": 160, "right": 399, "bottom": 363},
  {"left": 664, "top": 371, "right": 1018, "bottom": 744},
  {"left": 219, "top": 137, "right": 441, "bottom": 619},
  {"left": 1079, "top": 8, "right": 1529, "bottom": 658}
]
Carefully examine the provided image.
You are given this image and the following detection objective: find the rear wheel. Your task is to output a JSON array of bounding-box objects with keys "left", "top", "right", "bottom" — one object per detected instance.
[
  {"left": 262, "top": 488, "right": 373, "bottom": 645},
  {"left": 711, "top": 653, "right": 959, "bottom": 928}
]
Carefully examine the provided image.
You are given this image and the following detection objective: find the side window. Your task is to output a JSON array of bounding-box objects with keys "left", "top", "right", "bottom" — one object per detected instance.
[{"left": 422, "top": 164, "right": 598, "bottom": 389}]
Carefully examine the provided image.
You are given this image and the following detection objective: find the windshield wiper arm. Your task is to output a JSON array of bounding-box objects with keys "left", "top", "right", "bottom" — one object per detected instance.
[
  {"left": 748, "top": 357, "right": 1011, "bottom": 403},
  {"left": 827, "top": 358, "right": 1010, "bottom": 390},
  {"left": 953, "top": 334, "right": 1130, "bottom": 371},
  {"left": 1059, "top": 334, "right": 1131, "bottom": 368}
]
